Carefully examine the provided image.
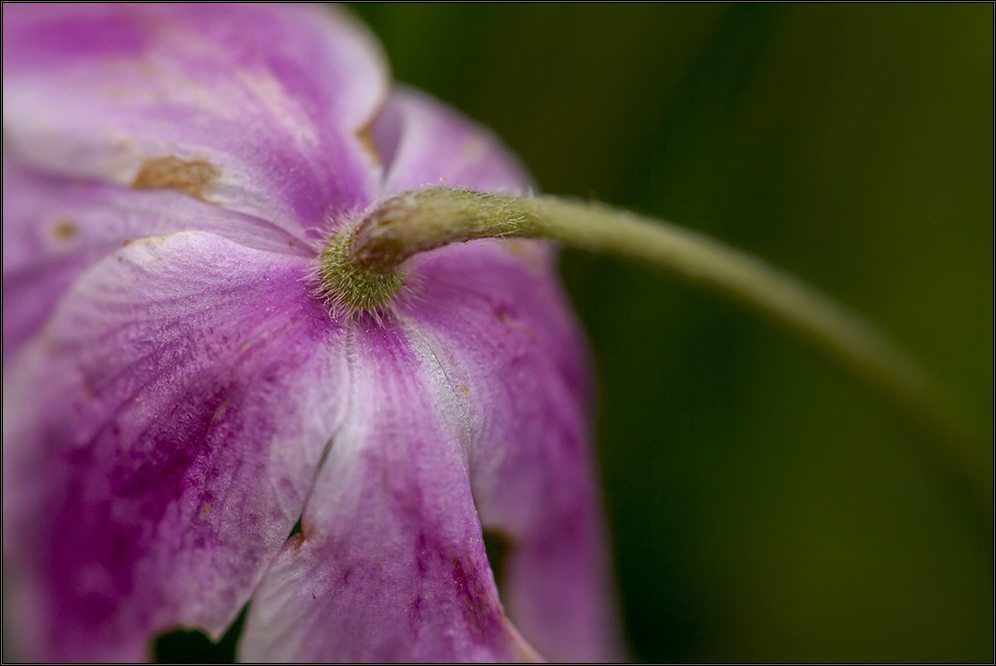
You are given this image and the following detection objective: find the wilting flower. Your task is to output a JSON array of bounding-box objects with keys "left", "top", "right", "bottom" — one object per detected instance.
[{"left": 2, "top": 4, "right": 618, "bottom": 662}]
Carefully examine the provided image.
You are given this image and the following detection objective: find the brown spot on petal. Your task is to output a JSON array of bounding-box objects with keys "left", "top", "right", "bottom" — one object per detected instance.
[
  {"left": 502, "top": 239, "right": 547, "bottom": 272},
  {"left": 495, "top": 305, "right": 534, "bottom": 339},
  {"left": 51, "top": 218, "right": 78, "bottom": 241},
  {"left": 460, "top": 383, "right": 471, "bottom": 397},
  {"left": 121, "top": 233, "right": 175, "bottom": 248},
  {"left": 210, "top": 397, "right": 230, "bottom": 424},
  {"left": 355, "top": 118, "right": 381, "bottom": 165},
  {"left": 132, "top": 156, "right": 220, "bottom": 201}
]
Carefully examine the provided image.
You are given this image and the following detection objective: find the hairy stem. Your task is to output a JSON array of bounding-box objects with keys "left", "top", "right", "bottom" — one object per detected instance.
[{"left": 345, "top": 185, "right": 992, "bottom": 513}]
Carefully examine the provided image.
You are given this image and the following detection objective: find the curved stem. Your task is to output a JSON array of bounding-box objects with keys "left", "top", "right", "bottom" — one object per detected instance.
[{"left": 348, "top": 185, "right": 992, "bottom": 513}]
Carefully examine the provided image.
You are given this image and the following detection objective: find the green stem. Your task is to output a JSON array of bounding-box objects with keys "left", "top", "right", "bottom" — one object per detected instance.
[{"left": 344, "top": 185, "right": 992, "bottom": 513}]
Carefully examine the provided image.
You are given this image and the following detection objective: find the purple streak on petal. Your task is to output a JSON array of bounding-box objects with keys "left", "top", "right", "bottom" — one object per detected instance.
[
  {"left": 398, "top": 242, "right": 623, "bottom": 662},
  {"left": 2, "top": 232, "right": 346, "bottom": 661},
  {"left": 375, "top": 87, "right": 534, "bottom": 196},
  {"left": 2, "top": 163, "right": 311, "bottom": 361},
  {"left": 239, "top": 321, "right": 540, "bottom": 663},
  {"left": 2, "top": 4, "right": 387, "bottom": 231}
]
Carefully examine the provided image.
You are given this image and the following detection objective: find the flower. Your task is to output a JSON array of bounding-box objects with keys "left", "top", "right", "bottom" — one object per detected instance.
[{"left": 2, "top": 5, "right": 618, "bottom": 662}]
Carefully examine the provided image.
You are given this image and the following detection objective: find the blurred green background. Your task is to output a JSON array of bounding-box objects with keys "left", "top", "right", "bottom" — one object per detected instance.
[{"left": 350, "top": 4, "right": 993, "bottom": 663}]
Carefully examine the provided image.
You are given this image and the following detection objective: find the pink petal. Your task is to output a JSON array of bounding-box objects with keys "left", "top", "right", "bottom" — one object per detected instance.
[
  {"left": 376, "top": 86, "right": 534, "bottom": 196},
  {"left": 399, "top": 242, "right": 623, "bottom": 662},
  {"left": 2, "top": 4, "right": 387, "bottom": 230},
  {"left": 2, "top": 232, "right": 347, "bottom": 661},
  {"left": 2, "top": 162, "right": 307, "bottom": 361},
  {"left": 239, "top": 321, "right": 541, "bottom": 663}
]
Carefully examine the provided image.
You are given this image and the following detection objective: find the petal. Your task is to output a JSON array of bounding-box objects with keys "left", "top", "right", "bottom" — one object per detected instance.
[
  {"left": 239, "top": 322, "right": 539, "bottom": 663},
  {"left": 2, "top": 232, "right": 346, "bottom": 661},
  {"left": 2, "top": 4, "right": 387, "bottom": 230},
  {"left": 371, "top": 85, "right": 619, "bottom": 660},
  {"left": 400, "top": 243, "right": 623, "bottom": 662},
  {"left": 2, "top": 162, "right": 307, "bottom": 362},
  {"left": 375, "top": 86, "right": 534, "bottom": 196}
]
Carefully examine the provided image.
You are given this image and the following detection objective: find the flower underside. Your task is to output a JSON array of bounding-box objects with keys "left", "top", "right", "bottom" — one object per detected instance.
[{"left": 1, "top": 4, "right": 618, "bottom": 663}]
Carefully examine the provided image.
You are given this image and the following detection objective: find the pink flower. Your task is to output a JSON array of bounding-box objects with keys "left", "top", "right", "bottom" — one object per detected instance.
[{"left": 2, "top": 5, "right": 617, "bottom": 661}]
